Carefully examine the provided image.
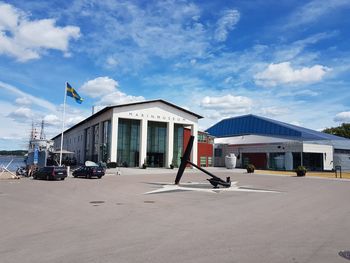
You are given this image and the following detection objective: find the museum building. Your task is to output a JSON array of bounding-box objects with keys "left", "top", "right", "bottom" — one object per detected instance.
[
  {"left": 52, "top": 100, "right": 205, "bottom": 168},
  {"left": 206, "top": 114, "right": 350, "bottom": 171}
]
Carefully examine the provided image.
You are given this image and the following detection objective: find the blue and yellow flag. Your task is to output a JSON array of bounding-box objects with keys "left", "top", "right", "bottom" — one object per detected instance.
[{"left": 66, "top": 82, "right": 83, "bottom": 104}]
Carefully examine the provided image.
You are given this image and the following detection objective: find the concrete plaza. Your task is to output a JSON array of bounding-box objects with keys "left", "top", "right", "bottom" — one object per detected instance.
[{"left": 1, "top": 168, "right": 350, "bottom": 263}]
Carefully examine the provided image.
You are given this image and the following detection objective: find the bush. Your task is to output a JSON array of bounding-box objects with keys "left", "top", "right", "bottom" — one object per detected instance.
[
  {"left": 106, "top": 162, "right": 117, "bottom": 168},
  {"left": 246, "top": 164, "right": 255, "bottom": 173},
  {"left": 295, "top": 166, "right": 307, "bottom": 177}
]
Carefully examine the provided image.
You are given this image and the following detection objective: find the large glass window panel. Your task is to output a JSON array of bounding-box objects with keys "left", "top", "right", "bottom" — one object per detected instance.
[
  {"left": 292, "top": 152, "right": 301, "bottom": 169},
  {"left": 268, "top": 152, "right": 285, "bottom": 170},
  {"left": 303, "top": 153, "right": 323, "bottom": 171},
  {"left": 172, "top": 124, "right": 184, "bottom": 167},
  {"left": 92, "top": 124, "right": 99, "bottom": 162},
  {"left": 101, "top": 120, "right": 111, "bottom": 162},
  {"left": 117, "top": 119, "right": 140, "bottom": 167},
  {"left": 147, "top": 121, "right": 167, "bottom": 167},
  {"left": 84, "top": 127, "right": 92, "bottom": 161}
]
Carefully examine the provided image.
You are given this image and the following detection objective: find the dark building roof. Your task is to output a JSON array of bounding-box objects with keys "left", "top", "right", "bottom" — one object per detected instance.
[
  {"left": 52, "top": 99, "right": 203, "bottom": 140},
  {"left": 205, "top": 114, "right": 348, "bottom": 141}
]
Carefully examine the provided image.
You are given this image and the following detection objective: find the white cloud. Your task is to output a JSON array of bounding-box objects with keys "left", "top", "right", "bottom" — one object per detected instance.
[
  {"left": 284, "top": 0, "right": 350, "bottom": 29},
  {"left": 80, "top": 77, "right": 118, "bottom": 98},
  {"left": 273, "top": 32, "right": 336, "bottom": 62},
  {"left": 7, "top": 107, "right": 33, "bottom": 120},
  {"left": 62, "top": 1, "right": 209, "bottom": 70},
  {"left": 80, "top": 76, "right": 144, "bottom": 106},
  {"left": 106, "top": 56, "right": 118, "bottom": 67},
  {"left": 98, "top": 91, "right": 144, "bottom": 106},
  {"left": 260, "top": 107, "right": 289, "bottom": 117},
  {"left": 0, "top": 80, "right": 56, "bottom": 111},
  {"left": 66, "top": 116, "right": 85, "bottom": 127},
  {"left": 254, "top": 62, "right": 331, "bottom": 87},
  {"left": 334, "top": 111, "right": 350, "bottom": 122},
  {"left": 15, "top": 96, "right": 32, "bottom": 105},
  {"left": 0, "top": 2, "right": 80, "bottom": 61},
  {"left": 43, "top": 114, "right": 60, "bottom": 126},
  {"left": 214, "top": 9, "right": 240, "bottom": 42},
  {"left": 201, "top": 94, "right": 252, "bottom": 110}
]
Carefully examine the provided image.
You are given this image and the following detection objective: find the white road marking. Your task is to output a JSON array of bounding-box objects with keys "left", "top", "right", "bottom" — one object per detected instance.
[{"left": 145, "top": 181, "right": 280, "bottom": 194}]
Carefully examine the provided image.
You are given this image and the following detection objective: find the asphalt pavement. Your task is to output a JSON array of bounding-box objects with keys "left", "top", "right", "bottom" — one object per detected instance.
[{"left": 1, "top": 168, "right": 350, "bottom": 263}]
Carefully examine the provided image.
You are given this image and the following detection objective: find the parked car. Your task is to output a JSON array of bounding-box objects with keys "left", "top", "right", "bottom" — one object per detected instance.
[
  {"left": 33, "top": 166, "right": 67, "bottom": 181},
  {"left": 72, "top": 162, "right": 105, "bottom": 179}
]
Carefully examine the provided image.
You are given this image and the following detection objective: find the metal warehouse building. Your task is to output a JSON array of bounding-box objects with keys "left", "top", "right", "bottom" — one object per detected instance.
[{"left": 206, "top": 114, "right": 350, "bottom": 171}]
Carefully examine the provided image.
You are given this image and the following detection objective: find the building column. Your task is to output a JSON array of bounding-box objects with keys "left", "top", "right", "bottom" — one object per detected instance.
[
  {"left": 166, "top": 122, "right": 174, "bottom": 168},
  {"left": 284, "top": 152, "right": 293, "bottom": 170},
  {"left": 191, "top": 124, "right": 198, "bottom": 166},
  {"left": 139, "top": 119, "right": 148, "bottom": 167},
  {"left": 110, "top": 115, "right": 118, "bottom": 163}
]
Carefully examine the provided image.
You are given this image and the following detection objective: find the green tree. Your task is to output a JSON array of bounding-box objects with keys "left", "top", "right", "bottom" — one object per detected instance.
[{"left": 323, "top": 123, "right": 350, "bottom": 139}]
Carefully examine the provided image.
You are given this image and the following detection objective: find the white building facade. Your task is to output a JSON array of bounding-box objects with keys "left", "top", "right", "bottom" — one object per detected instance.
[
  {"left": 214, "top": 135, "right": 334, "bottom": 171},
  {"left": 53, "top": 100, "right": 202, "bottom": 168},
  {"left": 207, "top": 115, "right": 350, "bottom": 171}
]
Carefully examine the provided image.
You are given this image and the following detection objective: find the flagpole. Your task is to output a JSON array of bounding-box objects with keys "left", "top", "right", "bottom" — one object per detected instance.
[{"left": 59, "top": 82, "right": 67, "bottom": 166}]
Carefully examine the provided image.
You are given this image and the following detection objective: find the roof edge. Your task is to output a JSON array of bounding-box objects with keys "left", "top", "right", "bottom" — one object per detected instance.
[{"left": 52, "top": 99, "right": 202, "bottom": 140}]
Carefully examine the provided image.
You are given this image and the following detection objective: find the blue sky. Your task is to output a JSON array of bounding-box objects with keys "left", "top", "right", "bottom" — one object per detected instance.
[{"left": 0, "top": 0, "right": 350, "bottom": 150}]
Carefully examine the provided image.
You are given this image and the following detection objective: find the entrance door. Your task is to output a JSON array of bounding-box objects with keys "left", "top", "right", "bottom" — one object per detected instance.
[{"left": 303, "top": 153, "right": 323, "bottom": 171}]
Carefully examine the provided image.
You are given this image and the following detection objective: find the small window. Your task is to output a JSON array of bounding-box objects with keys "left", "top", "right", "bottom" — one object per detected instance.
[
  {"left": 208, "top": 157, "right": 212, "bottom": 166},
  {"left": 200, "top": 156, "right": 207, "bottom": 167},
  {"left": 198, "top": 133, "right": 207, "bottom": 143}
]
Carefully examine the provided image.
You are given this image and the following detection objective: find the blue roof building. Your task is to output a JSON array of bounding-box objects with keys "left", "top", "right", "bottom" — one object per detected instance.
[
  {"left": 206, "top": 114, "right": 347, "bottom": 141},
  {"left": 206, "top": 115, "right": 350, "bottom": 171}
]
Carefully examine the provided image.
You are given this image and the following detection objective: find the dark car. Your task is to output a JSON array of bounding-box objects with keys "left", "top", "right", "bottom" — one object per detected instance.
[
  {"left": 72, "top": 165, "right": 105, "bottom": 179},
  {"left": 33, "top": 166, "right": 67, "bottom": 180}
]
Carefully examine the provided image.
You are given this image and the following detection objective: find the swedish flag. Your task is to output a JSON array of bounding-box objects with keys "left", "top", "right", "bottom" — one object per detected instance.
[{"left": 66, "top": 82, "right": 83, "bottom": 104}]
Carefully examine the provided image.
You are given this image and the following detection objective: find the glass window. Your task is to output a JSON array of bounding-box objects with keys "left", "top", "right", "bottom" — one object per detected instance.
[
  {"left": 208, "top": 157, "right": 212, "bottom": 166},
  {"left": 200, "top": 156, "right": 207, "bottom": 167},
  {"left": 92, "top": 124, "right": 99, "bottom": 162},
  {"left": 172, "top": 124, "right": 184, "bottom": 167},
  {"left": 198, "top": 133, "right": 207, "bottom": 142},
  {"left": 303, "top": 153, "right": 323, "bottom": 171},
  {"left": 214, "top": 148, "right": 222, "bottom": 157},
  {"left": 268, "top": 152, "right": 285, "bottom": 170},
  {"left": 101, "top": 120, "right": 111, "bottom": 162},
  {"left": 117, "top": 119, "right": 140, "bottom": 167},
  {"left": 147, "top": 121, "right": 167, "bottom": 167},
  {"left": 84, "top": 127, "right": 92, "bottom": 161}
]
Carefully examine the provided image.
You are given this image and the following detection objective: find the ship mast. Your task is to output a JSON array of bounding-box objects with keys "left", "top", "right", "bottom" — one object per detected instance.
[{"left": 40, "top": 120, "right": 46, "bottom": 140}]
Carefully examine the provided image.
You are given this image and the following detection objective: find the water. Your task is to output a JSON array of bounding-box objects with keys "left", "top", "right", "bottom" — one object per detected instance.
[{"left": 0, "top": 156, "right": 26, "bottom": 171}]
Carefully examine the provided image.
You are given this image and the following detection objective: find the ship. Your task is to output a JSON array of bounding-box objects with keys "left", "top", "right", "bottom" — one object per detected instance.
[{"left": 26, "top": 120, "right": 54, "bottom": 168}]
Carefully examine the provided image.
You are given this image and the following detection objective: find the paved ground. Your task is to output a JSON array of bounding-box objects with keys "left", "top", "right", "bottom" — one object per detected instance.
[{"left": 1, "top": 168, "right": 350, "bottom": 263}]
